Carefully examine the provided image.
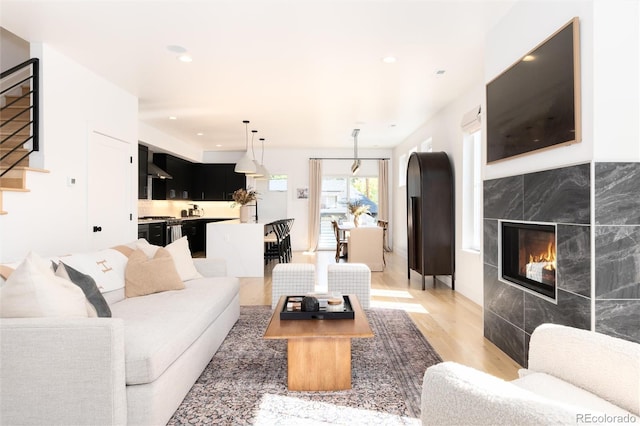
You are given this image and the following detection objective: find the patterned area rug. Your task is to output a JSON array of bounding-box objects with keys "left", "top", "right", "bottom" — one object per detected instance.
[{"left": 169, "top": 306, "right": 442, "bottom": 425}]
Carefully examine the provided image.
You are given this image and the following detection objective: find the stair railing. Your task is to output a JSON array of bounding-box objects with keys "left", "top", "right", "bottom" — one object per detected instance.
[{"left": 0, "top": 58, "right": 39, "bottom": 178}]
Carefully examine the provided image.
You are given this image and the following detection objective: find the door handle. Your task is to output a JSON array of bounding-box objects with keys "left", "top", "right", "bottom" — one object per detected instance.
[{"left": 93, "top": 226, "right": 102, "bottom": 232}]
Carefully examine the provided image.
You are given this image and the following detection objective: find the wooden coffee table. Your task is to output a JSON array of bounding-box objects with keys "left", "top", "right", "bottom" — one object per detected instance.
[{"left": 263, "top": 294, "right": 373, "bottom": 391}]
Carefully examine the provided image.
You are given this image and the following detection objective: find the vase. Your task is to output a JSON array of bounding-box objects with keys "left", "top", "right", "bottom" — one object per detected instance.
[
  {"left": 353, "top": 215, "right": 360, "bottom": 227},
  {"left": 239, "top": 205, "right": 251, "bottom": 223}
]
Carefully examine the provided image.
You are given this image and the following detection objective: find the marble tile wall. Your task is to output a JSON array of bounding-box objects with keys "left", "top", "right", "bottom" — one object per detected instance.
[
  {"left": 483, "top": 162, "right": 640, "bottom": 367},
  {"left": 483, "top": 163, "right": 592, "bottom": 366},
  {"left": 594, "top": 163, "right": 640, "bottom": 343}
]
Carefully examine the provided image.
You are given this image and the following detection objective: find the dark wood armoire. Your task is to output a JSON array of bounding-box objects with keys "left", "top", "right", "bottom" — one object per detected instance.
[{"left": 406, "top": 152, "right": 455, "bottom": 290}]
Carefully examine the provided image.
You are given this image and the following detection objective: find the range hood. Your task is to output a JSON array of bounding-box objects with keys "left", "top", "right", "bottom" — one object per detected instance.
[{"left": 147, "top": 162, "right": 172, "bottom": 179}]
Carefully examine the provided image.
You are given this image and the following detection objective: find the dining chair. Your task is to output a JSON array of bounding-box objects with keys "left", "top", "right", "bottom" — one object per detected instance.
[
  {"left": 347, "top": 226, "right": 385, "bottom": 271},
  {"left": 331, "top": 220, "right": 348, "bottom": 262}
]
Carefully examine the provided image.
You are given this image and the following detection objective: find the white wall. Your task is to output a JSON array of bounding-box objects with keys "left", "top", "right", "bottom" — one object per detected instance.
[
  {"left": 592, "top": 0, "right": 640, "bottom": 161},
  {"left": 0, "top": 28, "right": 29, "bottom": 72},
  {"left": 139, "top": 122, "right": 203, "bottom": 163},
  {"left": 245, "top": 147, "right": 392, "bottom": 252},
  {"left": 484, "top": 0, "right": 595, "bottom": 180},
  {"left": 392, "top": 81, "right": 485, "bottom": 305},
  {"left": 0, "top": 43, "right": 138, "bottom": 263},
  {"left": 388, "top": 0, "right": 640, "bottom": 305}
]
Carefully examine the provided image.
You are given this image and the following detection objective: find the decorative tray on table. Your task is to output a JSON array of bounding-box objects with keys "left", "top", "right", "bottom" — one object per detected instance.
[{"left": 280, "top": 295, "right": 355, "bottom": 320}]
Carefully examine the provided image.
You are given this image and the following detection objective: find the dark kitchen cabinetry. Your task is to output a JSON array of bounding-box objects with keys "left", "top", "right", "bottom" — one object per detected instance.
[
  {"left": 181, "top": 218, "right": 225, "bottom": 255},
  {"left": 192, "top": 164, "right": 246, "bottom": 201},
  {"left": 181, "top": 220, "right": 200, "bottom": 254},
  {"left": 148, "top": 222, "right": 165, "bottom": 246},
  {"left": 138, "top": 223, "right": 150, "bottom": 240},
  {"left": 137, "top": 222, "right": 166, "bottom": 246},
  {"left": 152, "top": 154, "right": 192, "bottom": 200},
  {"left": 138, "top": 145, "right": 148, "bottom": 199},
  {"left": 406, "top": 152, "right": 455, "bottom": 290}
]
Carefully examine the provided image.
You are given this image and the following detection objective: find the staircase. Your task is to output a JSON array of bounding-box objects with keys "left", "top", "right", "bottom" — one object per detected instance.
[{"left": 0, "top": 58, "right": 47, "bottom": 215}]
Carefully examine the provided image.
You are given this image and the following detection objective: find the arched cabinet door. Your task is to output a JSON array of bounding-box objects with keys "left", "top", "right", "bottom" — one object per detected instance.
[{"left": 406, "top": 152, "right": 455, "bottom": 290}]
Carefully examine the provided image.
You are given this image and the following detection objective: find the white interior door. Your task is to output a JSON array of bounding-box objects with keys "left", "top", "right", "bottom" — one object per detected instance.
[{"left": 88, "top": 131, "right": 132, "bottom": 250}]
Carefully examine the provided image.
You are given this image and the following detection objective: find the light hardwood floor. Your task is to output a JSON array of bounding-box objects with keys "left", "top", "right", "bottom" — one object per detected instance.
[{"left": 240, "top": 250, "right": 521, "bottom": 381}]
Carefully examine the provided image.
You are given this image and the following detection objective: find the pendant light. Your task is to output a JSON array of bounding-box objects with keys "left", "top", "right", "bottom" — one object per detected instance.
[
  {"left": 351, "top": 128, "right": 361, "bottom": 175},
  {"left": 246, "top": 130, "right": 264, "bottom": 178},
  {"left": 254, "top": 138, "right": 271, "bottom": 180},
  {"left": 234, "top": 120, "right": 257, "bottom": 174}
]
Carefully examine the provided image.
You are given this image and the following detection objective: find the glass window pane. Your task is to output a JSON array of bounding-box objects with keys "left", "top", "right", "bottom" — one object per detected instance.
[{"left": 318, "top": 175, "right": 379, "bottom": 249}]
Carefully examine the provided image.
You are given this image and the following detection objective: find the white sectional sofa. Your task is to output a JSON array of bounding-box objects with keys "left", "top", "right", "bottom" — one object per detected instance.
[
  {"left": 0, "top": 241, "right": 240, "bottom": 426},
  {"left": 421, "top": 323, "right": 640, "bottom": 425}
]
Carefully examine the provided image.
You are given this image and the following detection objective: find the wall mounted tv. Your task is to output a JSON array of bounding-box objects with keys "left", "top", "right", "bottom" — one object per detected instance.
[{"left": 486, "top": 17, "right": 581, "bottom": 163}]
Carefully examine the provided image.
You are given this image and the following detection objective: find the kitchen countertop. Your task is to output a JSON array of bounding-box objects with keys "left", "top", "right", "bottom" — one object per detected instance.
[{"left": 138, "top": 217, "right": 237, "bottom": 224}]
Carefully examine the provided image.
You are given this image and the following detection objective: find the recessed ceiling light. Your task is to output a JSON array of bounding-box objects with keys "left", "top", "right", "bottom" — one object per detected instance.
[
  {"left": 215, "top": 144, "right": 222, "bottom": 147},
  {"left": 197, "top": 132, "right": 204, "bottom": 136},
  {"left": 168, "top": 116, "right": 177, "bottom": 120},
  {"left": 382, "top": 56, "right": 397, "bottom": 64},
  {"left": 523, "top": 55, "right": 535, "bottom": 62},
  {"left": 167, "top": 45, "right": 187, "bottom": 53},
  {"left": 178, "top": 54, "right": 192, "bottom": 63},
  {"left": 436, "top": 70, "right": 446, "bottom": 75}
]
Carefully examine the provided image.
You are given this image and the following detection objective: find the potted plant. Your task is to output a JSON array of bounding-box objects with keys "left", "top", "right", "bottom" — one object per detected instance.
[{"left": 232, "top": 188, "right": 258, "bottom": 223}]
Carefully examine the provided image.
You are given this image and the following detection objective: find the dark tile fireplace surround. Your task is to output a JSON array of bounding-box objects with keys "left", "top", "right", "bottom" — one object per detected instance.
[{"left": 483, "top": 162, "right": 640, "bottom": 367}]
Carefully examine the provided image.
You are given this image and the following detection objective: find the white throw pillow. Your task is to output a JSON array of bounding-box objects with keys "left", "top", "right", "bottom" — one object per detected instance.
[
  {"left": 137, "top": 237, "right": 203, "bottom": 282},
  {"left": 165, "top": 237, "right": 203, "bottom": 281},
  {"left": 0, "top": 252, "right": 89, "bottom": 318},
  {"left": 59, "top": 249, "right": 128, "bottom": 293}
]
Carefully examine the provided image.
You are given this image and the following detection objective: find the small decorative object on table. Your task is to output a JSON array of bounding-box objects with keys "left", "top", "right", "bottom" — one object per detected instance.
[
  {"left": 302, "top": 296, "right": 319, "bottom": 312},
  {"left": 326, "top": 296, "right": 345, "bottom": 312},
  {"left": 280, "top": 295, "right": 354, "bottom": 320}
]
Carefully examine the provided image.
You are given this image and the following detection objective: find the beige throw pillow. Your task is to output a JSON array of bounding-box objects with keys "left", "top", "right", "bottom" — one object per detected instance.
[
  {"left": 125, "top": 248, "right": 185, "bottom": 298},
  {"left": 135, "top": 237, "right": 203, "bottom": 282},
  {"left": 0, "top": 265, "right": 14, "bottom": 281},
  {"left": 0, "top": 252, "right": 89, "bottom": 318}
]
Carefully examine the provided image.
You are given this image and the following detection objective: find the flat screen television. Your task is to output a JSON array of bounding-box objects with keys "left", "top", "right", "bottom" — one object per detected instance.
[{"left": 486, "top": 17, "right": 581, "bottom": 163}]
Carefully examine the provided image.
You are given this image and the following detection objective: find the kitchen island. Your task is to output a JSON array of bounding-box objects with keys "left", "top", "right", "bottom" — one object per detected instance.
[{"left": 206, "top": 220, "right": 264, "bottom": 277}]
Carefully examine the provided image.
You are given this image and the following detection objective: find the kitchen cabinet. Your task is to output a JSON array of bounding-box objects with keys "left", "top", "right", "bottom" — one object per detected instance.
[
  {"left": 180, "top": 218, "right": 226, "bottom": 255},
  {"left": 192, "top": 164, "right": 246, "bottom": 201},
  {"left": 181, "top": 220, "right": 200, "bottom": 254},
  {"left": 138, "top": 145, "right": 148, "bottom": 199},
  {"left": 152, "top": 153, "right": 192, "bottom": 200},
  {"left": 138, "top": 222, "right": 166, "bottom": 246},
  {"left": 138, "top": 223, "right": 150, "bottom": 240},
  {"left": 148, "top": 222, "right": 165, "bottom": 246}
]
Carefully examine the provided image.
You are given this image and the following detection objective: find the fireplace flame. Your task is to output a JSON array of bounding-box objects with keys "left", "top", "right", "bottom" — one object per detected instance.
[{"left": 528, "top": 241, "right": 556, "bottom": 271}]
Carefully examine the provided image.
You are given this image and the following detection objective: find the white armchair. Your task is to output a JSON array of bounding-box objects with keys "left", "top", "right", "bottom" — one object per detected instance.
[
  {"left": 270, "top": 263, "right": 315, "bottom": 308},
  {"left": 421, "top": 324, "right": 640, "bottom": 425},
  {"left": 327, "top": 263, "right": 371, "bottom": 309},
  {"left": 347, "top": 227, "right": 385, "bottom": 271}
]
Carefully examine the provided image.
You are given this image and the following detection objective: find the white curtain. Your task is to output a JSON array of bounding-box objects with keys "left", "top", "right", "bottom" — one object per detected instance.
[
  {"left": 378, "top": 159, "right": 391, "bottom": 251},
  {"left": 307, "top": 159, "right": 322, "bottom": 252}
]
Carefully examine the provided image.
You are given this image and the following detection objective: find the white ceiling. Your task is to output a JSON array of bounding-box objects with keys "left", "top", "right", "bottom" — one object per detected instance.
[{"left": 0, "top": 0, "right": 515, "bottom": 152}]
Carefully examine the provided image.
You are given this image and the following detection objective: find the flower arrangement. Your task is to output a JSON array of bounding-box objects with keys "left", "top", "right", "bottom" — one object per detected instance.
[
  {"left": 347, "top": 200, "right": 370, "bottom": 226},
  {"left": 231, "top": 188, "right": 258, "bottom": 206},
  {"left": 347, "top": 200, "right": 370, "bottom": 217}
]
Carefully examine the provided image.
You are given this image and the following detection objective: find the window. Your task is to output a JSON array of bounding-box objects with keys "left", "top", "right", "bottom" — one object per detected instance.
[
  {"left": 318, "top": 175, "right": 379, "bottom": 249},
  {"left": 268, "top": 174, "right": 287, "bottom": 191},
  {"left": 462, "top": 131, "right": 482, "bottom": 251},
  {"left": 420, "top": 137, "right": 433, "bottom": 153},
  {"left": 398, "top": 146, "right": 417, "bottom": 187}
]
